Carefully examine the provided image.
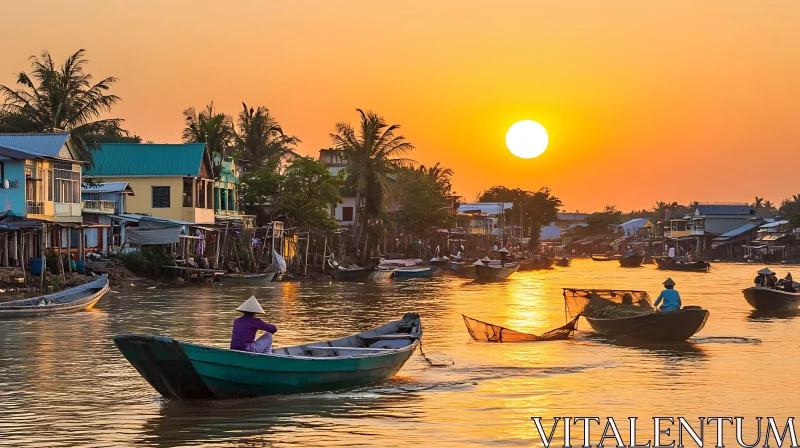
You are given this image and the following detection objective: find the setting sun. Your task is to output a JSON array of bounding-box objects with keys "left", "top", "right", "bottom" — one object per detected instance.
[{"left": 505, "top": 120, "right": 549, "bottom": 159}]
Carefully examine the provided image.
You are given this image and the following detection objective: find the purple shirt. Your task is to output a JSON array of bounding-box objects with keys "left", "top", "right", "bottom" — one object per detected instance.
[{"left": 230, "top": 315, "right": 277, "bottom": 351}]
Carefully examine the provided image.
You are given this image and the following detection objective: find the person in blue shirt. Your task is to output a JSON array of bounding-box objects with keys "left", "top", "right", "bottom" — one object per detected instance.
[{"left": 654, "top": 278, "right": 682, "bottom": 312}]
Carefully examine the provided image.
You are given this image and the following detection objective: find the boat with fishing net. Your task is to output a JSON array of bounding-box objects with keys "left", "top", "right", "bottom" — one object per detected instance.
[
  {"left": 563, "top": 288, "right": 709, "bottom": 341},
  {"left": 462, "top": 314, "right": 580, "bottom": 342}
]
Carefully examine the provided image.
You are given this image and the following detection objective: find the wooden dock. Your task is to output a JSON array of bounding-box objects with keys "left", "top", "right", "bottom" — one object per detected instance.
[{"left": 162, "top": 266, "right": 225, "bottom": 283}]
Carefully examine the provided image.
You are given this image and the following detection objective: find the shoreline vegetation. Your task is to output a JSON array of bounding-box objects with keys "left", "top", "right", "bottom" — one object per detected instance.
[{"left": 2, "top": 49, "right": 800, "bottom": 291}]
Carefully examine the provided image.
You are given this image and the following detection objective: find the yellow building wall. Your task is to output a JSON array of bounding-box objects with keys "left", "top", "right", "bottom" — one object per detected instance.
[{"left": 118, "top": 177, "right": 185, "bottom": 221}]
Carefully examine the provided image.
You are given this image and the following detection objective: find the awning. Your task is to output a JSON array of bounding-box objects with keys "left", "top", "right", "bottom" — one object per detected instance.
[
  {"left": 712, "top": 223, "right": 760, "bottom": 242},
  {"left": 125, "top": 227, "right": 183, "bottom": 245},
  {"left": 755, "top": 233, "right": 788, "bottom": 242}
]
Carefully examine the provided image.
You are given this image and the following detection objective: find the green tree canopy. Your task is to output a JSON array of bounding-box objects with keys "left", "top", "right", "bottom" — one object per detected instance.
[
  {"left": 478, "top": 185, "right": 562, "bottom": 248},
  {"left": 234, "top": 103, "right": 300, "bottom": 170},
  {"left": 277, "top": 157, "right": 343, "bottom": 231},
  {"left": 182, "top": 102, "right": 234, "bottom": 176},
  {"left": 394, "top": 164, "right": 456, "bottom": 236}
]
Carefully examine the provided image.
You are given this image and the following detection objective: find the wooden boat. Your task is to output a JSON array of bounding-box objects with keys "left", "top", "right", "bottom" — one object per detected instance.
[
  {"left": 742, "top": 287, "right": 800, "bottom": 311},
  {"left": 392, "top": 267, "right": 438, "bottom": 279},
  {"left": 591, "top": 255, "right": 621, "bottom": 262},
  {"left": 114, "top": 313, "right": 422, "bottom": 399},
  {"left": 223, "top": 271, "right": 277, "bottom": 284},
  {"left": 643, "top": 255, "right": 655, "bottom": 264},
  {"left": 0, "top": 274, "right": 109, "bottom": 318},
  {"left": 563, "top": 288, "right": 708, "bottom": 342},
  {"left": 555, "top": 257, "right": 572, "bottom": 267},
  {"left": 368, "top": 267, "right": 395, "bottom": 280},
  {"left": 619, "top": 254, "right": 645, "bottom": 268},
  {"left": 655, "top": 257, "right": 710, "bottom": 272},
  {"left": 518, "top": 257, "right": 554, "bottom": 271},
  {"left": 474, "top": 262, "right": 519, "bottom": 282},
  {"left": 326, "top": 260, "right": 375, "bottom": 281}
]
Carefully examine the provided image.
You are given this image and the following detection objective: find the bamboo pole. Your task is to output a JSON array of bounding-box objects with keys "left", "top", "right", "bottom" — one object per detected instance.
[
  {"left": 39, "top": 224, "right": 46, "bottom": 294},
  {"left": 57, "top": 226, "right": 66, "bottom": 286},
  {"left": 79, "top": 226, "right": 85, "bottom": 262},
  {"left": 321, "top": 234, "right": 328, "bottom": 273},
  {"left": 2, "top": 233, "right": 7, "bottom": 267},
  {"left": 66, "top": 225, "right": 72, "bottom": 273},
  {"left": 19, "top": 231, "right": 26, "bottom": 287}
]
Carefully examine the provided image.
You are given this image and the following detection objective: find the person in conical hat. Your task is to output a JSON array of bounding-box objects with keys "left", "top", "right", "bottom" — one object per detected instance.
[
  {"left": 654, "top": 278, "right": 681, "bottom": 312},
  {"left": 230, "top": 296, "right": 277, "bottom": 354},
  {"left": 754, "top": 268, "right": 777, "bottom": 288},
  {"left": 498, "top": 247, "right": 509, "bottom": 266}
]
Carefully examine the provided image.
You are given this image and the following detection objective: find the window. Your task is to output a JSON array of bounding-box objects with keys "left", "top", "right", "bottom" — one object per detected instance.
[
  {"left": 0, "top": 162, "right": 3, "bottom": 180},
  {"left": 342, "top": 206, "right": 354, "bottom": 222},
  {"left": 53, "top": 163, "right": 80, "bottom": 204},
  {"left": 152, "top": 186, "right": 171, "bottom": 208},
  {"left": 228, "top": 189, "right": 235, "bottom": 211},
  {"left": 206, "top": 181, "right": 213, "bottom": 209},
  {"left": 47, "top": 170, "right": 53, "bottom": 201}
]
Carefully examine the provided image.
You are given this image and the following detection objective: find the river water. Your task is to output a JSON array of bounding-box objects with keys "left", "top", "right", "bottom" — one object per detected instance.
[{"left": 0, "top": 260, "right": 795, "bottom": 447}]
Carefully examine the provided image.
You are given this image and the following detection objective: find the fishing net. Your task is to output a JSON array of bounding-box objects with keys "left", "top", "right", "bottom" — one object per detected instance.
[
  {"left": 563, "top": 288, "right": 653, "bottom": 319},
  {"left": 462, "top": 314, "right": 580, "bottom": 342}
]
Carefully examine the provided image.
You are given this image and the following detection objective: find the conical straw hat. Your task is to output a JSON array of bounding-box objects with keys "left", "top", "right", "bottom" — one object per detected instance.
[
  {"left": 481, "top": 256, "right": 492, "bottom": 262},
  {"left": 786, "top": 273, "right": 793, "bottom": 281},
  {"left": 757, "top": 268, "right": 775, "bottom": 275},
  {"left": 663, "top": 278, "right": 676, "bottom": 286},
  {"left": 236, "top": 296, "right": 265, "bottom": 314},
  {"left": 498, "top": 247, "right": 509, "bottom": 253}
]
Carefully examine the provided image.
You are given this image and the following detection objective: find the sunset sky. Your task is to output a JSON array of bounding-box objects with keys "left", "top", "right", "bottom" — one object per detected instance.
[{"left": 2, "top": 1, "right": 799, "bottom": 212}]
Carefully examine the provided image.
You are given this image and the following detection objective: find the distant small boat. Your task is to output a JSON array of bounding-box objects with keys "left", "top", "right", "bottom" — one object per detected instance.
[
  {"left": 518, "top": 257, "right": 554, "bottom": 271},
  {"left": 114, "top": 313, "right": 422, "bottom": 399},
  {"left": 555, "top": 257, "right": 572, "bottom": 267},
  {"left": 591, "top": 255, "right": 621, "bottom": 262},
  {"left": 369, "top": 267, "right": 395, "bottom": 280},
  {"left": 223, "top": 272, "right": 276, "bottom": 284},
  {"left": 619, "top": 254, "right": 645, "bottom": 268},
  {"left": 327, "top": 260, "right": 375, "bottom": 281},
  {"left": 475, "top": 262, "right": 519, "bottom": 282},
  {"left": 743, "top": 287, "right": 800, "bottom": 311},
  {"left": 655, "top": 258, "right": 710, "bottom": 272},
  {"left": 0, "top": 274, "right": 109, "bottom": 318},
  {"left": 393, "top": 267, "right": 438, "bottom": 279}
]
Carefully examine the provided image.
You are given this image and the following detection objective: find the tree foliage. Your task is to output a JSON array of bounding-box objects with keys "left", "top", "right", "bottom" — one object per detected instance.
[
  {"left": 394, "top": 164, "right": 456, "bottom": 236},
  {"left": 239, "top": 160, "right": 282, "bottom": 219},
  {"left": 0, "top": 49, "right": 133, "bottom": 163},
  {"left": 478, "top": 185, "right": 562, "bottom": 248},
  {"left": 330, "top": 109, "right": 414, "bottom": 246},
  {"left": 276, "top": 157, "right": 343, "bottom": 231},
  {"left": 234, "top": 103, "right": 300, "bottom": 170},
  {"left": 585, "top": 205, "right": 623, "bottom": 234},
  {"left": 182, "top": 102, "right": 234, "bottom": 176}
]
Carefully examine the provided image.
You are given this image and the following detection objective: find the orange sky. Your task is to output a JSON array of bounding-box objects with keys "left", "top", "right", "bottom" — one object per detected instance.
[{"left": 2, "top": 1, "right": 799, "bottom": 212}]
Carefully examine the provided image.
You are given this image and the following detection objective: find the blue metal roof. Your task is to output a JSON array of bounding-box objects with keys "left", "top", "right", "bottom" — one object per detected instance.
[
  {"left": 696, "top": 204, "right": 754, "bottom": 216},
  {"left": 713, "top": 222, "right": 759, "bottom": 240},
  {"left": 84, "top": 143, "right": 208, "bottom": 177},
  {"left": 0, "top": 133, "right": 71, "bottom": 159}
]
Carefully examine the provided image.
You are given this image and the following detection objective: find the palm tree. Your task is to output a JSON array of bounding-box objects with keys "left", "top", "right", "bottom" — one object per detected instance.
[
  {"left": 330, "top": 109, "right": 414, "bottom": 247},
  {"left": 233, "top": 103, "right": 300, "bottom": 170},
  {"left": 0, "top": 49, "right": 127, "bottom": 163},
  {"left": 415, "top": 162, "right": 454, "bottom": 194},
  {"left": 182, "top": 102, "right": 234, "bottom": 176}
]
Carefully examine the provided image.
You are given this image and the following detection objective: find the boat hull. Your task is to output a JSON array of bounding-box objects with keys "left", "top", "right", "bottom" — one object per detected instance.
[
  {"left": 555, "top": 258, "right": 572, "bottom": 267},
  {"left": 474, "top": 263, "right": 519, "bottom": 282},
  {"left": 223, "top": 272, "right": 277, "bottom": 284},
  {"left": 619, "top": 254, "right": 645, "bottom": 267},
  {"left": 0, "top": 275, "right": 109, "bottom": 318},
  {"left": 591, "top": 255, "right": 620, "bottom": 262},
  {"left": 393, "top": 268, "right": 438, "bottom": 279},
  {"left": 743, "top": 287, "right": 800, "bottom": 311},
  {"left": 368, "top": 269, "right": 395, "bottom": 280},
  {"left": 114, "top": 314, "right": 421, "bottom": 400},
  {"left": 328, "top": 267, "right": 375, "bottom": 281},
  {"left": 655, "top": 258, "right": 710, "bottom": 272},
  {"left": 585, "top": 308, "right": 709, "bottom": 342}
]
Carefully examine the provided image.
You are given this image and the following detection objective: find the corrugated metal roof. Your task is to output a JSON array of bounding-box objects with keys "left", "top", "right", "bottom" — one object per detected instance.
[
  {"left": 696, "top": 204, "right": 754, "bottom": 216},
  {"left": 458, "top": 202, "right": 513, "bottom": 215},
  {"left": 82, "top": 182, "right": 132, "bottom": 194},
  {"left": 85, "top": 143, "right": 207, "bottom": 177},
  {"left": 0, "top": 133, "right": 71, "bottom": 158},
  {"left": 713, "top": 222, "right": 759, "bottom": 240},
  {"left": 759, "top": 220, "right": 788, "bottom": 229}
]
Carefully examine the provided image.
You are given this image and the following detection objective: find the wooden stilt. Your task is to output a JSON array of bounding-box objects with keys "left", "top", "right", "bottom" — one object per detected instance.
[
  {"left": 20, "top": 230, "right": 26, "bottom": 287},
  {"left": 66, "top": 227, "right": 72, "bottom": 273},
  {"left": 79, "top": 226, "right": 85, "bottom": 262},
  {"left": 39, "top": 224, "right": 46, "bottom": 294}
]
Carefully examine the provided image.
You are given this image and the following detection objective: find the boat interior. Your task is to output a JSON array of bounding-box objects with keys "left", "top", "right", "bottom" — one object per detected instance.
[
  {"left": 270, "top": 314, "right": 421, "bottom": 358},
  {"left": 0, "top": 275, "right": 108, "bottom": 308}
]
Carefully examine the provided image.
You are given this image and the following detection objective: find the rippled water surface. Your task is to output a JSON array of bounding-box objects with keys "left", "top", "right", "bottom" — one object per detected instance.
[{"left": 0, "top": 260, "right": 796, "bottom": 446}]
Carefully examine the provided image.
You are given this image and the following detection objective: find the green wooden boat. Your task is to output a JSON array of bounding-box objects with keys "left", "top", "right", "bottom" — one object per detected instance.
[{"left": 114, "top": 313, "right": 422, "bottom": 400}]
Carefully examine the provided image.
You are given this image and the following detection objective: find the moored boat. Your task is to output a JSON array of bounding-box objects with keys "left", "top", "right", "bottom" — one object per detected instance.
[
  {"left": 743, "top": 287, "right": 800, "bottom": 311},
  {"left": 655, "top": 257, "right": 710, "bottom": 272},
  {"left": 368, "top": 267, "right": 395, "bottom": 280},
  {"left": 327, "top": 260, "right": 375, "bottom": 281},
  {"left": 223, "top": 272, "right": 277, "bottom": 284},
  {"left": 392, "top": 267, "right": 438, "bottom": 279},
  {"left": 619, "top": 254, "right": 645, "bottom": 268},
  {"left": 591, "top": 255, "right": 621, "bottom": 262},
  {"left": 518, "top": 257, "right": 554, "bottom": 271},
  {"left": 555, "top": 257, "right": 572, "bottom": 267},
  {"left": 0, "top": 274, "right": 109, "bottom": 318},
  {"left": 114, "top": 313, "right": 422, "bottom": 399},
  {"left": 474, "top": 262, "right": 519, "bottom": 282},
  {"left": 563, "top": 288, "right": 709, "bottom": 342}
]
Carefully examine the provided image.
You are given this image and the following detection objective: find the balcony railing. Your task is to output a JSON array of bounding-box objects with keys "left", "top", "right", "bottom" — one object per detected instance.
[
  {"left": 26, "top": 200, "right": 44, "bottom": 215},
  {"left": 82, "top": 199, "right": 116, "bottom": 213},
  {"left": 690, "top": 228, "right": 705, "bottom": 236}
]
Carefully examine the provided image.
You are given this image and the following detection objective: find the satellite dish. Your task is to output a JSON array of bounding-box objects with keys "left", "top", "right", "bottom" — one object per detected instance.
[{"left": 2, "top": 179, "right": 8, "bottom": 189}]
